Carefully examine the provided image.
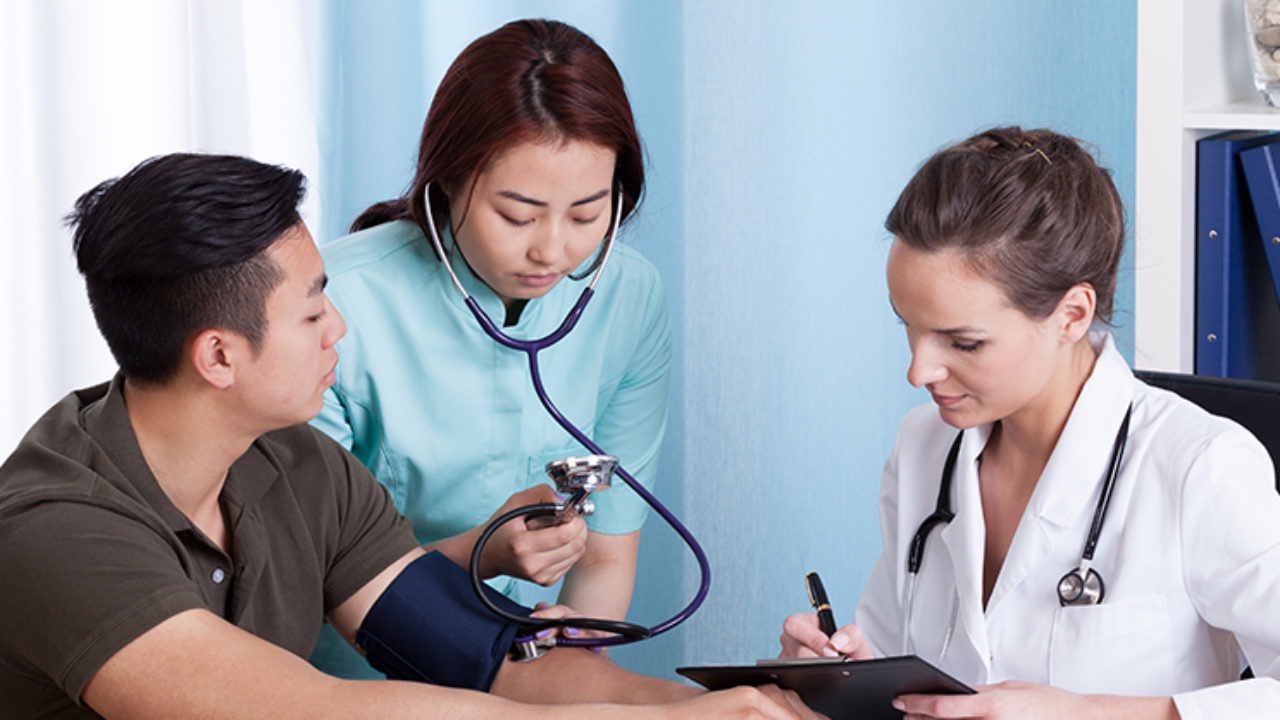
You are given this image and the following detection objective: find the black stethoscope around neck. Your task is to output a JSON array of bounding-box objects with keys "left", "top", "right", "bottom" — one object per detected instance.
[{"left": 902, "top": 404, "right": 1133, "bottom": 657}]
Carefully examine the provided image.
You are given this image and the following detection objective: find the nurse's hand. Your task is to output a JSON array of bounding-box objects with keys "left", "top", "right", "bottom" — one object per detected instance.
[
  {"left": 476, "top": 484, "right": 589, "bottom": 586},
  {"left": 892, "top": 681, "right": 1177, "bottom": 720},
  {"left": 526, "top": 601, "right": 610, "bottom": 656},
  {"left": 778, "top": 614, "right": 873, "bottom": 660}
]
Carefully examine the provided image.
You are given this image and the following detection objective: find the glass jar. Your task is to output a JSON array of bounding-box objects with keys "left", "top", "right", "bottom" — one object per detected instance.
[{"left": 1246, "top": 0, "right": 1280, "bottom": 106}]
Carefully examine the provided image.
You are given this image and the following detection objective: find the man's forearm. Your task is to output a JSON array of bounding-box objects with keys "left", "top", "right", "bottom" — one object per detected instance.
[{"left": 490, "top": 646, "right": 701, "bottom": 705}]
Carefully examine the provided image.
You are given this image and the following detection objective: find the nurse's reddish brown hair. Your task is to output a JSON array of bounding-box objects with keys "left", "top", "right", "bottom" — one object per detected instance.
[{"left": 353, "top": 18, "right": 644, "bottom": 238}]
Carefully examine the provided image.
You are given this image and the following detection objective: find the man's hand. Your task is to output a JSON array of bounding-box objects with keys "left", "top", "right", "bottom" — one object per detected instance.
[{"left": 661, "top": 685, "right": 828, "bottom": 719}]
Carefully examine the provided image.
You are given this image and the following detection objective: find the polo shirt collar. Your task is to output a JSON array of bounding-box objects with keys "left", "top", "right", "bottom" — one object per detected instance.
[
  {"left": 80, "top": 374, "right": 192, "bottom": 534},
  {"left": 79, "top": 373, "right": 281, "bottom": 533},
  {"left": 225, "top": 435, "right": 281, "bottom": 509}
]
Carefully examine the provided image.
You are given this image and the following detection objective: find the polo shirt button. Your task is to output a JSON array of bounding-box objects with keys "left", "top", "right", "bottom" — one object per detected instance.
[{"left": 212, "top": 568, "right": 226, "bottom": 584}]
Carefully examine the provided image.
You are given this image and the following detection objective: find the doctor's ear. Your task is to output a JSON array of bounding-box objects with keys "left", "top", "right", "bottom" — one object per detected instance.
[{"left": 1055, "top": 283, "right": 1097, "bottom": 343}]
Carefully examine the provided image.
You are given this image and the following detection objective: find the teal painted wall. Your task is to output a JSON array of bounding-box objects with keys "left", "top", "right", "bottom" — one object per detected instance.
[{"left": 318, "top": 0, "right": 1137, "bottom": 681}]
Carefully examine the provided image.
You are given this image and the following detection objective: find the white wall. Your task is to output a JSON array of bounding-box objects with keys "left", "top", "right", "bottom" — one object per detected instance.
[{"left": 0, "top": 0, "right": 321, "bottom": 456}]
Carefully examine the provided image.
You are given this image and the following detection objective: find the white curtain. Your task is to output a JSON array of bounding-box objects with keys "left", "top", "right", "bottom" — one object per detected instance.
[{"left": 0, "top": 0, "right": 320, "bottom": 455}]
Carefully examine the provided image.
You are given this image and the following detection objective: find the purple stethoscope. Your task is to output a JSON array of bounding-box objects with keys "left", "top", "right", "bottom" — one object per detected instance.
[{"left": 421, "top": 185, "right": 710, "bottom": 659}]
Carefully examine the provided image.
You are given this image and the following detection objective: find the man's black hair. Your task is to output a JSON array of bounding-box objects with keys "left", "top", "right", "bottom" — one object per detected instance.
[{"left": 66, "top": 153, "right": 307, "bottom": 383}]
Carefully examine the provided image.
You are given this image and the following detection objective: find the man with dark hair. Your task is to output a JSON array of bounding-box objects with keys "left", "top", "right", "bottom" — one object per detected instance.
[
  {"left": 0, "top": 154, "right": 811, "bottom": 719},
  {"left": 69, "top": 154, "right": 297, "bottom": 382}
]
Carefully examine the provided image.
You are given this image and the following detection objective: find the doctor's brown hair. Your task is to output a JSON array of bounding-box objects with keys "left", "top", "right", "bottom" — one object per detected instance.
[
  {"left": 352, "top": 18, "right": 644, "bottom": 239},
  {"left": 885, "top": 127, "right": 1125, "bottom": 325}
]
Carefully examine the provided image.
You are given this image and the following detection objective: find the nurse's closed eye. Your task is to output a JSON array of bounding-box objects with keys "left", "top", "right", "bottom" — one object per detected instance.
[
  {"left": 500, "top": 213, "right": 532, "bottom": 228},
  {"left": 952, "top": 339, "right": 983, "bottom": 352}
]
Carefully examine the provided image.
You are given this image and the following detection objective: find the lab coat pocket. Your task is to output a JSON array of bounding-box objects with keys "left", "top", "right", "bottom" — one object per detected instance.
[{"left": 1048, "top": 594, "right": 1174, "bottom": 696}]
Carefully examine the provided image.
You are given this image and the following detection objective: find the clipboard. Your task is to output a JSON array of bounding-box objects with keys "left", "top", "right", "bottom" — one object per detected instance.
[{"left": 677, "top": 655, "right": 974, "bottom": 720}]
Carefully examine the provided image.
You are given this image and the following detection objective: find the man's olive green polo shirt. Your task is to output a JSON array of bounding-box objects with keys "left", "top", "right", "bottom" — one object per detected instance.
[{"left": 0, "top": 376, "right": 417, "bottom": 719}]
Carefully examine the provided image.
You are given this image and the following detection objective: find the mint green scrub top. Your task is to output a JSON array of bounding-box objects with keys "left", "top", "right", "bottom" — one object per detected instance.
[{"left": 308, "top": 220, "right": 671, "bottom": 679}]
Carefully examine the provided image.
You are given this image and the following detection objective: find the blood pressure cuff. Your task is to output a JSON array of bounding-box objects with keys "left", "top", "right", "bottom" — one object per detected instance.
[{"left": 354, "top": 550, "right": 531, "bottom": 691}]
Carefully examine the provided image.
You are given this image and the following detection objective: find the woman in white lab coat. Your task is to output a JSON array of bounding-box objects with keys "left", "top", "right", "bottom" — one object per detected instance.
[{"left": 780, "top": 127, "right": 1280, "bottom": 719}]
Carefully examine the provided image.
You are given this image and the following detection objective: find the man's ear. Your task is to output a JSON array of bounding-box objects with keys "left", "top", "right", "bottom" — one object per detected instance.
[
  {"left": 1056, "top": 283, "right": 1097, "bottom": 344},
  {"left": 188, "top": 329, "right": 239, "bottom": 390}
]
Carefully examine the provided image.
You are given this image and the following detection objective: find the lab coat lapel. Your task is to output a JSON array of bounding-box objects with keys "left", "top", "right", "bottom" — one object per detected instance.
[
  {"left": 984, "top": 335, "right": 1135, "bottom": 614},
  {"left": 939, "top": 426, "right": 993, "bottom": 677}
]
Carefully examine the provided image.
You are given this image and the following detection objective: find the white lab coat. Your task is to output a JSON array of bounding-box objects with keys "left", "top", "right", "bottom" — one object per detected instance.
[{"left": 855, "top": 334, "right": 1280, "bottom": 718}]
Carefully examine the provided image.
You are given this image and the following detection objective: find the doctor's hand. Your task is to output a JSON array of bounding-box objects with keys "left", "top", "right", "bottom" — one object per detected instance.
[
  {"left": 892, "top": 680, "right": 1177, "bottom": 720},
  {"left": 475, "top": 484, "right": 589, "bottom": 586},
  {"left": 779, "top": 613, "right": 874, "bottom": 660}
]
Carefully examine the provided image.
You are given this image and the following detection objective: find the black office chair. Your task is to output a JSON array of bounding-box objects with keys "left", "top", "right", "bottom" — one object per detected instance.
[
  {"left": 1134, "top": 370, "right": 1280, "bottom": 681},
  {"left": 1135, "top": 370, "right": 1280, "bottom": 491}
]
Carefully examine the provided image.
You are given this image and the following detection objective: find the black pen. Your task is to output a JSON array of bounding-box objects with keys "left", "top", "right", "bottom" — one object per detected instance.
[{"left": 805, "top": 571, "right": 838, "bottom": 637}]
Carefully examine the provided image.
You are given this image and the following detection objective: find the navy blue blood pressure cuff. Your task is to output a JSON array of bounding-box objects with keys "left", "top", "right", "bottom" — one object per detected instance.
[{"left": 354, "top": 551, "right": 532, "bottom": 691}]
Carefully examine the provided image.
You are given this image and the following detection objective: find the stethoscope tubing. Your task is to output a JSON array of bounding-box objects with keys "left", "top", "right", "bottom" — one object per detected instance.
[
  {"left": 423, "top": 185, "right": 711, "bottom": 648},
  {"left": 1079, "top": 406, "right": 1132, "bottom": 563},
  {"left": 511, "top": 322, "right": 712, "bottom": 646},
  {"left": 469, "top": 501, "right": 652, "bottom": 639},
  {"left": 901, "top": 403, "right": 1132, "bottom": 658},
  {"left": 902, "top": 431, "right": 961, "bottom": 656}
]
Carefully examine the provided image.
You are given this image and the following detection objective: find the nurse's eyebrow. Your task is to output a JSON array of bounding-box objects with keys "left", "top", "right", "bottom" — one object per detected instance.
[{"left": 497, "top": 189, "right": 610, "bottom": 207}]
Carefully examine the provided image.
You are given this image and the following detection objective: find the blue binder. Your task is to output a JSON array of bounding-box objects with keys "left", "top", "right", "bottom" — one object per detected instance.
[
  {"left": 1195, "top": 130, "right": 1280, "bottom": 380},
  {"left": 1238, "top": 143, "right": 1280, "bottom": 307}
]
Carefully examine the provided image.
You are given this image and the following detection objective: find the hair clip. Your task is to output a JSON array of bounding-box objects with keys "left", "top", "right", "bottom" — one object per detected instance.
[{"left": 1023, "top": 141, "right": 1053, "bottom": 165}]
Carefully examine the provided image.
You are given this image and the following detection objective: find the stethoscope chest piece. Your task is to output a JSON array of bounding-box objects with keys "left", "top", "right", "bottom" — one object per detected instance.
[
  {"left": 545, "top": 455, "right": 616, "bottom": 517},
  {"left": 545, "top": 455, "right": 616, "bottom": 492},
  {"left": 1057, "top": 565, "right": 1105, "bottom": 606}
]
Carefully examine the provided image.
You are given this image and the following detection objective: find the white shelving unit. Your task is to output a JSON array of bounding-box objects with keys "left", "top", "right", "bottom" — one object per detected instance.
[{"left": 1135, "top": 0, "right": 1280, "bottom": 371}]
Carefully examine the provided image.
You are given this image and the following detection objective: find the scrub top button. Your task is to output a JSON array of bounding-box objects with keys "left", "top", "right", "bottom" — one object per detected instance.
[{"left": 212, "top": 568, "right": 226, "bottom": 584}]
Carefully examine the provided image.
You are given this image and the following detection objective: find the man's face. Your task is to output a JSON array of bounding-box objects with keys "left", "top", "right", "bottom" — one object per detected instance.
[{"left": 235, "top": 222, "right": 346, "bottom": 431}]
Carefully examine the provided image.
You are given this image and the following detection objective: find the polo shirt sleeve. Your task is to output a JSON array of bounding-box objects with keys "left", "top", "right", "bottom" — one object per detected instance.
[
  {"left": 310, "top": 433, "right": 419, "bottom": 613},
  {"left": 584, "top": 256, "right": 672, "bottom": 534},
  {"left": 0, "top": 488, "right": 206, "bottom": 703}
]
